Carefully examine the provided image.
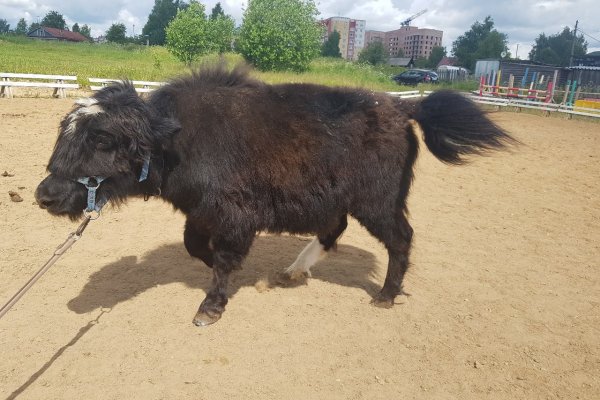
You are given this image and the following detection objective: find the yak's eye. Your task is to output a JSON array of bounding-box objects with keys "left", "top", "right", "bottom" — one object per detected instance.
[{"left": 94, "top": 133, "right": 115, "bottom": 151}]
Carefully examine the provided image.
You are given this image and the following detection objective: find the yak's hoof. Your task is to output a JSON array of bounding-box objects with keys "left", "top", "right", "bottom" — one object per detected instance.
[
  {"left": 370, "top": 296, "right": 394, "bottom": 309},
  {"left": 193, "top": 310, "right": 222, "bottom": 327},
  {"left": 276, "top": 270, "right": 310, "bottom": 287}
]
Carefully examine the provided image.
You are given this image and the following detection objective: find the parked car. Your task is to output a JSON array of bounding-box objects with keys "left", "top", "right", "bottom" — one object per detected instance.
[{"left": 392, "top": 69, "right": 439, "bottom": 85}]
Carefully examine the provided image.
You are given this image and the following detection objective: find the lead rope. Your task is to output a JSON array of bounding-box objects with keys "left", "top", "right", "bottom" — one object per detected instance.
[
  {"left": 0, "top": 216, "right": 93, "bottom": 320},
  {"left": 0, "top": 155, "right": 153, "bottom": 321}
]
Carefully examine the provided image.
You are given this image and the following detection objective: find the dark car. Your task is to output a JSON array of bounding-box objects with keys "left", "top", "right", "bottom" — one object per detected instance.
[{"left": 392, "top": 69, "right": 439, "bottom": 85}]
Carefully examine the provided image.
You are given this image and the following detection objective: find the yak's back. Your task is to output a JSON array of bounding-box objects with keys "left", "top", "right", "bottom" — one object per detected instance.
[
  {"left": 149, "top": 63, "right": 263, "bottom": 114},
  {"left": 150, "top": 63, "right": 384, "bottom": 122}
]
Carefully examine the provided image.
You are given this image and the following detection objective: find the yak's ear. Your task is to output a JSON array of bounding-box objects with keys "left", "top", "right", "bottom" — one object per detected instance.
[{"left": 153, "top": 117, "right": 181, "bottom": 143}]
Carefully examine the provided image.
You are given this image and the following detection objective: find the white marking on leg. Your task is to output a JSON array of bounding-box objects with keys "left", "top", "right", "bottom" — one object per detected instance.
[{"left": 285, "top": 237, "right": 326, "bottom": 278}]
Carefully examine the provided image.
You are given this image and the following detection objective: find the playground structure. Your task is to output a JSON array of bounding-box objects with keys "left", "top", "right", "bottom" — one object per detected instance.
[{"left": 476, "top": 67, "right": 600, "bottom": 118}]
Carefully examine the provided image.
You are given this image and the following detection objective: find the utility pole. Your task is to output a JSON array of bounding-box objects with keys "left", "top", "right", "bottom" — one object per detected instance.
[{"left": 569, "top": 20, "right": 578, "bottom": 67}]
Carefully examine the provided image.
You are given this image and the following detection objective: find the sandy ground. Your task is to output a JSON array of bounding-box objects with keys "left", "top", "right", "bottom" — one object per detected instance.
[{"left": 0, "top": 97, "right": 599, "bottom": 400}]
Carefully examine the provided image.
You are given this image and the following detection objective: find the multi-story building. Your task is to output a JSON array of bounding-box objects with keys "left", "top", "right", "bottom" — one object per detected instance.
[
  {"left": 366, "top": 26, "right": 443, "bottom": 59},
  {"left": 322, "top": 17, "right": 366, "bottom": 61},
  {"left": 365, "top": 30, "right": 386, "bottom": 45}
]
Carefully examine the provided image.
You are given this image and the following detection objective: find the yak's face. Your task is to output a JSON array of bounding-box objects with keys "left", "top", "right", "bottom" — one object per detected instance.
[{"left": 35, "top": 82, "right": 180, "bottom": 220}]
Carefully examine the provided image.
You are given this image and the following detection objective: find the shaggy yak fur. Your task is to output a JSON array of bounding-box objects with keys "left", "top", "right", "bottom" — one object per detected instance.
[{"left": 35, "top": 64, "right": 513, "bottom": 326}]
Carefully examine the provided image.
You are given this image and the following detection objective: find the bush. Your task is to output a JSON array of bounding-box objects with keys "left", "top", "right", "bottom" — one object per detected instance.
[{"left": 237, "top": 0, "right": 322, "bottom": 72}]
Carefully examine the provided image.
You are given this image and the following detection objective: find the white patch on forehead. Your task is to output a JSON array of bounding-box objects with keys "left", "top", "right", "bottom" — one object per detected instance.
[
  {"left": 64, "top": 98, "right": 105, "bottom": 136},
  {"left": 75, "top": 97, "right": 98, "bottom": 107}
]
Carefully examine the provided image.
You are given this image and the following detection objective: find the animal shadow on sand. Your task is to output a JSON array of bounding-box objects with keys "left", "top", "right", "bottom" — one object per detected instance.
[{"left": 67, "top": 235, "right": 380, "bottom": 314}]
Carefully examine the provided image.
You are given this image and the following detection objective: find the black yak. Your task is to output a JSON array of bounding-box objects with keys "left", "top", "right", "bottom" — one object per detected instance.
[{"left": 35, "top": 64, "right": 513, "bottom": 326}]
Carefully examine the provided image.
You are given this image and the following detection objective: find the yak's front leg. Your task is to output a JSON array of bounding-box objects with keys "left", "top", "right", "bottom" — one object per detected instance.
[{"left": 193, "top": 232, "right": 254, "bottom": 326}]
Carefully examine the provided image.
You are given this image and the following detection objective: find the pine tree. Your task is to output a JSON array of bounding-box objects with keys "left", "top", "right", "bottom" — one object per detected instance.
[{"left": 321, "top": 30, "right": 342, "bottom": 58}]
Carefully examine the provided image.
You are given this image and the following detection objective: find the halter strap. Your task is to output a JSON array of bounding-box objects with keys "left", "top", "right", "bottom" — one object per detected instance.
[
  {"left": 76, "top": 176, "right": 107, "bottom": 213},
  {"left": 75, "top": 154, "right": 152, "bottom": 215}
]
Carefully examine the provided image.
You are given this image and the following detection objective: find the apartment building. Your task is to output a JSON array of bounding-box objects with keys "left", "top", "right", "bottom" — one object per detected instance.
[
  {"left": 365, "top": 30, "right": 386, "bottom": 45},
  {"left": 322, "top": 17, "right": 366, "bottom": 61},
  {"left": 366, "top": 26, "right": 443, "bottom": 59}
]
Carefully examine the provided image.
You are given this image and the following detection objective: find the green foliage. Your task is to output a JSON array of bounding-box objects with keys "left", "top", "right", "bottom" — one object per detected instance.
[
  {"left": 80, "top": 24, "right": 92, "bottom": 39},
  {"left": 143, "top": 0, "right": 183, "bottom": 45},
  {"left": 452, "top": 16, "right": 508, "bottom": 70},
  {"left": 414, "top": 57, "right": 429, "bottom": 68},
  {"left": 395, "top": 48, "right": 405, "bottom": 58},
  {"left": 106, "top": 23, "right": 127, "bottom": 44},
  {"left": 209, "top": 15, "right": 235, "bottom": 54},
  {"left": 358, "top": 42, "right": 388, "bottom": 66},
  {"left": 72, "top": 23, "right": 80, "bottom": 33},
  {"left": 210, "top": 2, "right": 226, "bottom": 20},
  {"left": 15, "top": 19, "right": 28, "bottom": 35},
  {"left": 165, "top": 1, "right": 210, "bottom": 65},
  {"left": 29, "top": 22, "right": 40, "bottom": 32},
  {"left": 0, "top": 19, "right": 10, "bottom": 34},
  {"left": 529, "top": 27, "right": 587, "bottom": 66},
  {"left": 321, "top": 30, "right": 342, "bottom": 58},
  {"left": 41, "top": 11, "right": 66, "bottom": 30},
  {"left": 237, "top": 0, "right": 322, "bottom": 72},
  {"left": 428, "top": 46, "right": 446, "bottom": 68},
  {"left": 166, "top": 1, "right": 235, "bottom": 63}
]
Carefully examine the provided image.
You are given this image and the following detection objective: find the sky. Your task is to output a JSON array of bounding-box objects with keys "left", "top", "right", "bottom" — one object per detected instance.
[{"left": 1, "top": 0, "right": 599, "bottom": 58}]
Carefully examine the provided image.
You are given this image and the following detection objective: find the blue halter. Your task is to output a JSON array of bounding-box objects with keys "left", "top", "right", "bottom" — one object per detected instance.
[{"left": 77, "top": 155, "right": 151, "bottom": 215}]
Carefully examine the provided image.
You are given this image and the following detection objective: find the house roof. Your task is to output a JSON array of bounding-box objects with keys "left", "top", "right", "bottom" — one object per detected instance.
[
  {"left": 389, "top": 57, "right": 414, "bottom": 66},
  {"left": 438, "top": 56, "right": 458, "bottom": 67},
  {"left": 30, "top": 26, "right": 88, "bottom": 42}
]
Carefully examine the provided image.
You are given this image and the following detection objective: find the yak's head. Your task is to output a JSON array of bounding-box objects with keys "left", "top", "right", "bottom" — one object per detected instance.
[{"left": 35, "top": 82, "right": 180, "bottom": 220}]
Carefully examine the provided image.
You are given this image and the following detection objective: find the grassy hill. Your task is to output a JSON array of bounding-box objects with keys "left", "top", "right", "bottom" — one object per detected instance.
[{"left": 0, "top": 35, "right": 475, "bottom": 92}]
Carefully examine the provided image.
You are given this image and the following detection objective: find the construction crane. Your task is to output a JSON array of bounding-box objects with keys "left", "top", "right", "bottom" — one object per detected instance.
[{"left": 401, "top": 9, "right": 427, "bottom": 27}]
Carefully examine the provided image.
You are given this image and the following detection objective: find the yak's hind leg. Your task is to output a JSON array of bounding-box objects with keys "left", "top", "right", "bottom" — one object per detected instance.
[
  {"left": 193, "top": 231, "right": 254, "bottom": 326},
  {"left": 355, "top": 208, "right": 413, "bottom": 307},
  {"left": 280, "top": 215, "right": 348, "bottom": 283}
]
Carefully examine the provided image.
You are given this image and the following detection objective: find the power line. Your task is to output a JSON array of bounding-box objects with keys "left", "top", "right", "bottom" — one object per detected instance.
[{"left": 577, "top": 28, "right": 600, "bottom": 44}]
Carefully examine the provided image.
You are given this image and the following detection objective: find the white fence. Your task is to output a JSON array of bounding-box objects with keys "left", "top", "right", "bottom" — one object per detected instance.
[
  {"left": 2, "top": 72, "right": 598, "bottom": 120},
  {"left": 387, "top": 90, "right": 433, "bottom": 99},
  {"left": 386, "top": 89, "right": 600, "bottom": 119},
  {"left": 89, "top": 78, "right": 164, "bottom": 93},
  {"left": 0, "top": 73, "right": 79, "bottom": 98},
  {"left": 470, "top": 93, "right": 600, "bottom": 119}
]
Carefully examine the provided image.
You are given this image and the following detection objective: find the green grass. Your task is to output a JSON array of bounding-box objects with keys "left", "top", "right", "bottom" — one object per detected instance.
[
  {"left": 0, "top": 36, "right": 185, "bottom": 87},
  {"left": 0, "top": 35, "right": 478, "bottom": 92}
]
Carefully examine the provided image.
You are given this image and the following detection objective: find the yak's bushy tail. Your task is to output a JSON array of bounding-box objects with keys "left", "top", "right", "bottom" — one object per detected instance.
[{"left": 413, "top": 90, "right": 515, "bottom": 164}]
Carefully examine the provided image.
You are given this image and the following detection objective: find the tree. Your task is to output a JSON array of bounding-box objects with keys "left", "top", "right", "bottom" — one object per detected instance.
[
  {"left": 29, "top": 22, "right": 41, "bottom": 32},
  {"left": 41, "top": 11, "right": 66, "bottom": 30},
  {"left": 208, "top": 14, "right": 235, "bottom": 54},
  {"left": 142, "top": 0, "right": 183, "bottom": 45},
  {"left": 210, "top": 2, "right": 225, "bottom": 20},
  {"left": 0, "top": 19, "right": 10, "bottom": 33},
  {"left": 395, "top": 48, "right": 405, "bottom": 58},
  {"left": 321, "top": 30, "right": 342, "bottom": 57},
  {"left": 451, "top": 16, "right": 508, "bottom": 70},
  {"left": 166, "top": 1, "right": 212, "bottom": 65},
  {"left": 72, "top": 23, "right": 80, "bottom": 33},
  {"left": 80, "top": 24, "right": 92, "bottom": 39},
  {"left": 428, "top": 46, "right": 446, "bottom": 68},
  {"left": 414, "top": 57, "right": 429, "bottom": 68},
  {"left": 529, "top": 27, "right": 587, "bottom": 66},
  {"left": 15, "top": 18, "right": 28, "bottom": 35},
  {"left": 106, "top": 23, "right": 127, "bottom": 44},
  {"left": 237, "top": 0, "right": 322, "bottom": 72},
  {"left": 166, "top": 1, "right": 235, "bottom": 63},
  {"left": 358, "top": 42, "right": 387, "bottom": 65}
]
